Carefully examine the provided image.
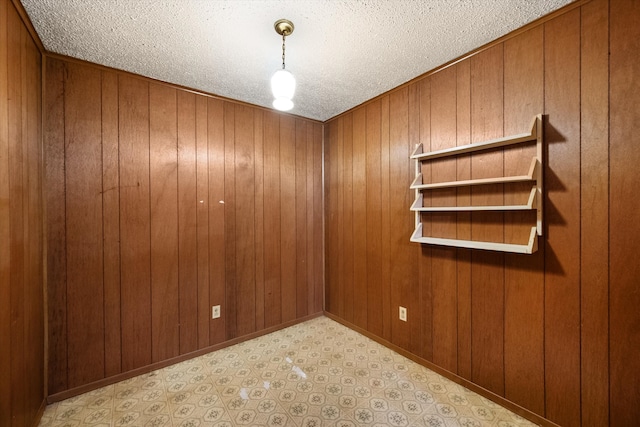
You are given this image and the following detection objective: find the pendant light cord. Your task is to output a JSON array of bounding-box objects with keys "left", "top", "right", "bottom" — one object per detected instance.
[{"left": 281, "top": 33, "right": 286, "bottom": 69}]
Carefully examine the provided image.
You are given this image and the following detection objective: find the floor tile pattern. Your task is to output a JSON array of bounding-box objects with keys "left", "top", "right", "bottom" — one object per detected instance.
[{"left": 39, "top": 316, "right": 538, "bottom": 426}]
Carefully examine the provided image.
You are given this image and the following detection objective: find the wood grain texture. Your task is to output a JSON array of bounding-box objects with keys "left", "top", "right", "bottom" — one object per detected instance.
[
  {"left": 207, "top": 97, "right": 226, "bottom": 345},
  {"left": 263, "top": 111, "right": 282, "bottom": 328},
  {"left": 177, "top": 90, "right": 198, "bottom": 354},
  {"left": 64, "top": 62, "right": 104, "bottom": 388},
  {"left": 544, "top": 9, "right": 582, "bottom": 426},
  {"left": 234, "top": 105, "right": 256, "bottom": 336},
  {"left": 295, "top": 119, "right": 308, "bottom": 319},
  {"left": 339, "top": 115, "right": 351, "bottom": 322},
  {"left": 102, "top": 70, "right": 122, "bottom": 377},
  {"left": 0, "top": 1, "right": 44, "bottom": 424},
  {"left": 455, "top": 61, "right": 472, "bottom": 381},
  {"left": 503, "top": 25, "right": 545, "bottom": 415},
  {"left": 417, "top": 78, "right": 433, "bottom": 363},
  {"left": 366, "top": 100, "right": 383, "bottom": 337},
  {"left": 280, "top": 116, "right": 297, "bottom": 323},
  {"left": 470, "top": 45, "right": 505, "bottom": 396},
  {"left": 353, "top": 109, "right": 368, "bottom": 329},
  {"left": 580, "top": 1, "right": 610, "bottom": 425},
  {"left": 44, "top": 57, "right": 68, "bottom": 395},
  {"left": 119, "top": 74, "right": 152, "bottom": 372},
  {"left": 149, "top": 83, "right": 179, "bottom": 362},
  {"left": 429, "top": 68, "right": 458, "bottom": 373},
  {"left": 45, "top": 59, "right": 323, "bottom": 397},
  {"left": 609, "top": 0, "right": 640, "bottom": 424}
]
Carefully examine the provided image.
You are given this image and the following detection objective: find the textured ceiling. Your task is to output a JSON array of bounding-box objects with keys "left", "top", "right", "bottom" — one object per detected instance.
[{"left": 22, "top": 0, "right": 573, "bottom": 121}]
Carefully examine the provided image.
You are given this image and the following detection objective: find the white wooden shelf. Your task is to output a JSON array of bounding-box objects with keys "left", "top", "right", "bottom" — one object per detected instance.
[
  {"left": 411, "top": 187, "right": 537, "bottom": 212},
  {"left": 410, "top": 158, "right": 538, "bottom": 190},
  {"left": 410, "top": 115, "right": 539, "bottom": 160},
  {"left": 410, "top": 224, "right": 538, "bottom": 254},
  {"left": 409, "top": 114, "right": 543, "bottom": 254}
]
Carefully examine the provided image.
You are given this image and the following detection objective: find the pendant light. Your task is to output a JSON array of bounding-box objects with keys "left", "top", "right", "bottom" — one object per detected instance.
[{"left": 271, "top": 19, "right": 295, "bottom": 111}]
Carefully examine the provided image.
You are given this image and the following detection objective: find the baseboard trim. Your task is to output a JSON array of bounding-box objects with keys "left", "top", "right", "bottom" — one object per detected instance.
[
  {"left": 46, "top": 311, "right": 323, "bottom": 404},
  {"left": 323, "top": 311, "right": 560, "bottom": 427}
]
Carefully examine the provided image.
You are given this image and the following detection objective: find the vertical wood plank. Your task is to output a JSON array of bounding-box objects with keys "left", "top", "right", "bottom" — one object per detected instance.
[
  {"left": 234, "top": 105, "right": 256, "bottom": 336},
  {"left": 44, "top": 57, "right": 67, "bottom": 395},
  {"left": 254, "top": 110, "right": 265, "bottom": 329},
  {"left": 609, "top": 0, "right": 640, "bottom": 425},
  {"left": 208, "top": 98, "right": 226, "bottom": 344},
  {"left": 407, "top": 82, "right": 421, "bottom": 355},
  {"left": 544, "top": 9, "right": 582, "bottom": 426},
  {"left": 196, "top": 96, "right": 210, "bottom": 347},
  {"left": 263, "top": 112, "right": 281, "bottom": 327},
  {"left": 418, "top": 78, "right": 433, "bottom": 362},
  {"left": 341, "top": 114, "right": 354, "bottom": 323},
  {"left": 24, "top": 30, "right": 43, "bottom": 421},
  {"left": 380, "top": 95, "right": 392, "bottom": 342},
  {"left": 366, "top": 100, "right": 383, "bottom": 337},
  {"left": 101, "top": 70, "right": 122, "bottom": 377},
  {"left": 64, "top": 62, "right": 105, "bottom": 388},
  {"left": 503, "top": 26, "right": 545, "bottom": 415},
  {"left": 352, "top": 108, "right": 368, "bottom": 329},
  {"left": 8, "top": 9, "right": 25, "bottom": 423},
  {"left": 223, "top": 102, "right": 237, "bottom": 339},
  {"left": 177, "top": 90, "right": 198, "bottom": 354},
  {"left": 313, "top": 123, "right": 324, "bottom": 313},
  {"left": 0, "top": 2, "right": 11, "bottom": 420},
  {"left": 336, "top": 118, "right": 344, "bottom": 319},
  {"left": 580, "top": 1, "right": 609, "bottom": 425},
  {"left": 280, "top": 116, "right": 296, "bottom": 322},
  {"left": 470, "top": 44, "right": 505, "bottom": 396},
  {"left": 455, "top": 61, "right": 472, "bottom": 380},
  {"left": 119, "top": 75, "right": 151, "bottom": 371},
  {"left": 389, "top": 87, "right": 411, "bottom": 350},
  {"left": 149, "top": 83, "right": 179, "bottom": 362},
  {"left": 325, "top": 121, "right": 337, "bottom": 315},
  {"left": 429, "top": 69, "right": 458, "bottom": 373},
  {"left": 305, "top": 121, "right": 315, "bottom": 315},
  {"left": 295, "top": 119, "right": 308, "bottom": 318}
]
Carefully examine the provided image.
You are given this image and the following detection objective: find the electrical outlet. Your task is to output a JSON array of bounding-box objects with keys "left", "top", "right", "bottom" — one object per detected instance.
[
  {"left": 212, "top": 305, "right": 221, "bottom": 319},
  {"left": 399, "top": 306, "right": 407, "bottom": 322}
]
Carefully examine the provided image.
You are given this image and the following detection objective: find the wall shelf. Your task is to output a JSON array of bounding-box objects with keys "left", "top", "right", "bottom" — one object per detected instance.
[
  {"left": 410, "top": 224, "right": 539, "bottom": 254},
  {"left": 410, "top": 114, "right": 543, "bottom": 253},
  {"left": 410, "top": 187, "right": 537, "bottom": 212}
]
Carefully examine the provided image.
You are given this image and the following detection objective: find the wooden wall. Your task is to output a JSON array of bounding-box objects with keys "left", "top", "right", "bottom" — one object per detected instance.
[
  {"left": 325, "top": 0, "right": 639, "bottom": 425},
  {"left": 0, "top": 0, "right": 45, "bottom": 425},
  {"left": 44, "top": 57, "right": 324, "bottom": 396}
]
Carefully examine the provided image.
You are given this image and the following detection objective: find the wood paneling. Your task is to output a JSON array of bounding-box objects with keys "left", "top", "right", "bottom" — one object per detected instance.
[
  {"left": 0, "top": 0, "right": 45, "bottom": 425},
  {"left": 149, "top": 83, "right": 179, "bottom": 362},
  {"left": 503, "top": 25, "right": 545, "bottom": 415},
  {"left": 44, "top": 57, "right": 323, "bottom": 396},
  {"left": 64, "top": 63, "right": 104, "bottom": 388},
  {"left": 610, "top": 0, "right": 640, "bottom": 425},
  {"left": 324, "top": 1, "right": 637, "bottom": 425},
  {"left": 544, "top": 9, "right": 582, "bottom": 426},
  {"left": 580, "top": 0, "right": 610, "bottom": 425}
]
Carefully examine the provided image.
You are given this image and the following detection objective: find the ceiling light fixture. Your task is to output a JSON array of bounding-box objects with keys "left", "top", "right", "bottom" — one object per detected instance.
[{"left": 271, "top": 19, "right": 295, "bottom": 112}]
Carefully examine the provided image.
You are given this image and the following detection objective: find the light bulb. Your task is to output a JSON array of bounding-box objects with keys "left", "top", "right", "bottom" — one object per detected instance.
[
  {"left": 273, "top": 98, "right": 294, "bottom": 111},
  {"left": 271, "top": 69, "right": 296, "bottom": 100}
]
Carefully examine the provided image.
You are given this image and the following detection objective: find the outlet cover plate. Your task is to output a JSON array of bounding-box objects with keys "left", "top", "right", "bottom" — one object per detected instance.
[
  {"left": 212, "top": 305, "right": 221, "bottom": 319},
  {"left": 399, "top": 306, "right": 407, "bottom": 322}
]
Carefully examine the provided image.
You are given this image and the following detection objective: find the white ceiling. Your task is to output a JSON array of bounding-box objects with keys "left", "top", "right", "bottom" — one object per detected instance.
[{"left": 22, "top": 0, "right": 573, "bottom": 122}]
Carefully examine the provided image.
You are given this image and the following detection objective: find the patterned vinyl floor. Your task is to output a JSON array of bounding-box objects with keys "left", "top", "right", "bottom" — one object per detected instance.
[{"left": 39, "top": 316, "right": 537, "bottom": 427}]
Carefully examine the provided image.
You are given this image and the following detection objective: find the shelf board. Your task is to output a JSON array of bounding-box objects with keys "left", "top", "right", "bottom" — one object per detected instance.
[
  {"left": 410, "top": 115, "right": 539, "bottom": 161},
  {"left": 411, "top": 187, "right": 536, "bottom": 211},
  {"left": 410, "top": 224, "right": 538, "bottom": 254},
  {"left": 411, "top": 158, "right": 538, "bottom": 190}
]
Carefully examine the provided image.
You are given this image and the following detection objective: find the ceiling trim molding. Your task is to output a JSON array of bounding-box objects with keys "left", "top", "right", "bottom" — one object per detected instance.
[{"left": 325, "top": 0, "right": 589, "bottom": 123}]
